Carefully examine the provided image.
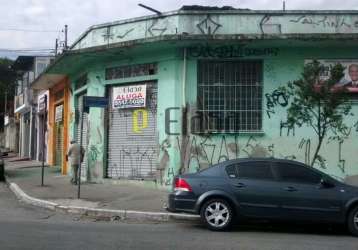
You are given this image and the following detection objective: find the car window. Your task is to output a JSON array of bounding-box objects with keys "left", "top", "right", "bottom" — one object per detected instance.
[
  {"left": 274, "top": 162, "right": 321, "bottom": 184},
  {"left": 236, "top": 161, "right": 274, "bottom": 180},
  {"left": 199, "top": 165, "right": 222, "bottom": 176},
  {"left": 225, "top": 164, "right": 237, "bottom": 178}
]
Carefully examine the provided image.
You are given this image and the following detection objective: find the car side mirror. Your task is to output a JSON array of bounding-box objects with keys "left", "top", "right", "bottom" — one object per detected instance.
[{"left": 320, "top": 178, "right": 335, "bottom": 188}]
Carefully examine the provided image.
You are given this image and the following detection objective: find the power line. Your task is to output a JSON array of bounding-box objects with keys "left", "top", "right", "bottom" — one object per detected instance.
[
  {"left": 0, "top": 28, "right": 60, "bottom": 33},
  {"left": 0, "top": 48, "right": 54, "bottom": 52}
]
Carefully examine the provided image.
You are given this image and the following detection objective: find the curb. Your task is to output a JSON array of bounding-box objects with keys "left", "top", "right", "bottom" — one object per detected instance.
[{"left": 5, "top": 178, "right": 199, "bottom": 223}]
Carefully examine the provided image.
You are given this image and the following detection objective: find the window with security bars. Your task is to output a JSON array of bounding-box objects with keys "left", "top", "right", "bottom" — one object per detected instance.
[
  {"left": 195, "top": 60, "right": 263, "bottom": 133},
  {"left": 105, "top": 63, "right": 157, "bottom": 80}
]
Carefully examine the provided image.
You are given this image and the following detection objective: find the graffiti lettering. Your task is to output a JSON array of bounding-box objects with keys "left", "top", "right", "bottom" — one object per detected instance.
[
  {"left": 218, "top": 136, "right": 230, "bottom": 163},
  {"left": 298, "top": 138, "right": 311, "bottom": 165},
  {"left": 260, "top": 15, "right": 282, "bottom": 34},
  {"left": 265, "top": 89, "right": 289, "bottom": 118},
  {"left": 188, "top": 44, "right": 279, "bottom": 58},
  {"left": 290, "top": 15, "right": 353, "bottom": 29},
  {"left": 243, "top": 136, "right": 258, "bottom": 157},
  {"left": 102, "top": 27, "right": 114, "bottom": 42},
  {"left": 280, "top": 120, "right": 295, "bottom": 137},
  {"left": 197, "top": 15, "right": 222, "bottom": 35},
  {"left": 117, "top": 28, "right": 135, "bottom": 39},
  {"left": 148, "top": 19, "right": 167, "bottom": 37},
  {"left": 199, "top": 136, "right": 216, "bottom": 165},
  {"left": 164, "top": 166, "right": 175, "bottom": 186},
  {"left": 338, "top": 140, "right": 345, "bottom": 173},
  {"left": 165, "top": 107, "right": 180, "bottom": 135},
  {"left": 89, "top": 145, "right": 100, "bottom": 162},
  {"left": 354, "top": 121, "right": 358, "bottom": 132}
]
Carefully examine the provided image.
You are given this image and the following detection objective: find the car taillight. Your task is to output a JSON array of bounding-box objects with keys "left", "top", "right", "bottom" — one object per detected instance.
[{"left": 174, "top": 177, "right": 192, "bottom": 192}]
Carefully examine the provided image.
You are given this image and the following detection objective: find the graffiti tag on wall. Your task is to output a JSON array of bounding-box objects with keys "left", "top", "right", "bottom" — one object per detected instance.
[
  {"left": 265, "top": 89, "right": 289, "bottom": 118},
  {"left": 188, "top": 44, "right": 279, "bottom": 58},
  {"left": 289, "top": 15, "right": 358, "bottom": 29}
]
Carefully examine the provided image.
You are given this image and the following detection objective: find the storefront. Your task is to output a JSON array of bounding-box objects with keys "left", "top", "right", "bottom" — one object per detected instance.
[
  {"left": 47, "top": 79, "right": 70, "bottom": 174},
  {"left": 36, "top": 91, "right": 49, "bottom": 161},
  {"left": 75, "top": 92, "right": 88, "bottom": 179},
  {"left": 107, "top": 81, "right": 158, "bottom": 179}
]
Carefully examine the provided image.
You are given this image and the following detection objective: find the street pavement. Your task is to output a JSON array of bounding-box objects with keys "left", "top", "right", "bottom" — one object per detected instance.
[
  {"left": 4, "top": 154, "right": 168, "bottom": 212},
  {"left": 3, "top": 153, "right": 358, "bottom": 250},
  {"left": 0, "top": 183, "right": 358, "bottom": 250}
]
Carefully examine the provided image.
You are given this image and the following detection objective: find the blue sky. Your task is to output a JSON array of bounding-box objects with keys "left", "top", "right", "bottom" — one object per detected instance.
[{"left": 1, "top": 0, "right": 358, "bottom": 59}]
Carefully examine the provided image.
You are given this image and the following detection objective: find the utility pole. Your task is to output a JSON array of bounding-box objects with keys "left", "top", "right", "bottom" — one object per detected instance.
[
  {"left": 4, "top": 91, "right": 7, "bottom": 116},
  {"left": 78, "top": 105, "right": 84, "bottom": 199},
  {"left": 55, "top": 39, "right": 58, "bottom": 56},
  {"left": 41, "top": 96, "right": 47, "bottom": 187},
  {"left": 64, "top": 25, "right": 68, "bottom": 50}
]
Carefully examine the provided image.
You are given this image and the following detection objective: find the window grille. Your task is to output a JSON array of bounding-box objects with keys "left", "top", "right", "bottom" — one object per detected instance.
[
  {"left": 195, "top": 60, "right": 263, "bottom": 133},
  {"left": 105, "top": 63, "right": 157, "bottom": 80}
]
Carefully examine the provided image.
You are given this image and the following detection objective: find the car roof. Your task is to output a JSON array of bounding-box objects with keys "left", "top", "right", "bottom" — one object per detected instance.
[{"left": 215, "top": 157, "right": 308, "bottom": 167}]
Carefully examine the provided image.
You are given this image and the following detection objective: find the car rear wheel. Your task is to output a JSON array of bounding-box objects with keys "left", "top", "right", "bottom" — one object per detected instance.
[
  {"left": 348, "top": 206, "right": 358, "bottom": 236},
  {"left": 200, "top": 198, "right": 233, "bottom": 231}
]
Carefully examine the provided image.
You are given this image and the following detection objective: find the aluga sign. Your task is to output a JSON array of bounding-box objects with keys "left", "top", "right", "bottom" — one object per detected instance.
[{"left": 112, "top": 84, "right": 147, "bottom": 109}]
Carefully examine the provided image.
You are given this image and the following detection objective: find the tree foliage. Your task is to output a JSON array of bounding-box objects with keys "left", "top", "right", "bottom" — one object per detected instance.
[
  {"left": 281, "top": 60, "right": 352, "bottom": 167},
  {"left": 0, "top": 58, "right": 17, "bottom": 97},
  {"left": 0, "top": 58, "right": 17, "bottom": 131}
]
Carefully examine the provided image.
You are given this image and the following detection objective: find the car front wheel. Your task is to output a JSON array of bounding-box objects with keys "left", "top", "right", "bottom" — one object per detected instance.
[
  {"left": 200, "top": 198, "right": 233, "bottom": 231},
  {"left": 348, "top": 206, "right": 358, "bottom": 236}
]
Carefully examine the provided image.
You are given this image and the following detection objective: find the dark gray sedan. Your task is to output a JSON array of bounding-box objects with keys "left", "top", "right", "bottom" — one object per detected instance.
[{"left": 168, "top": 158, "right": 358, "bottom": 235}]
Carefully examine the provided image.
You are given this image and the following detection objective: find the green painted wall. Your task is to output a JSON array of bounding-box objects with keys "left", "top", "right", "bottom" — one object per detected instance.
[
  {"left": 164, "top": 44, "right": 358, "bottom": 186},
  {"left": 72, "top": 12, "right": 358, "bottom": 50},
  {"left": 65, "top": 41, "right": 358, "bottom": 187}
]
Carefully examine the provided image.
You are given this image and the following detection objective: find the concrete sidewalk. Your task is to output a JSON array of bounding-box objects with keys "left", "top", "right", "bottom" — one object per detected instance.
[
  {"left": 4, "top": 155, "right": 168, "bottom": 211},
  {"left": 2, "top": 154, "right": 199, "bottom": 222}
]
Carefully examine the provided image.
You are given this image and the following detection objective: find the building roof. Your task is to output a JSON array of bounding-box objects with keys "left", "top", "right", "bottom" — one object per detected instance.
[
  {"left": 30, "top": 6, "right": 358, "bottom": 90},
  {"left": 12, "top": 56, "right": 34, "bottom": 71},
  {"left": 179, "top": 5, "right": 249, "bottom": 11}
]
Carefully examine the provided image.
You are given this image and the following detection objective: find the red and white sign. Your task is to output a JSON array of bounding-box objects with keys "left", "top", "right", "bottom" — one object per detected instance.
[
  {"left": 112, "top": 84, "right": 146, "bottom": 109},
  {"left": 55, "top": 104, "right": 63, "bottom": 122},
  {"left": 37, "top": 91, "right": 49, "bottom": 113}
]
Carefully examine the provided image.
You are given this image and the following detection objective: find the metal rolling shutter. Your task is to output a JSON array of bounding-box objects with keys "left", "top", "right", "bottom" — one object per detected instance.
[
  {"left": 55, "top": 121, "right": 63, "bottom": 167},
  {"left": 107, "top": 81, "right": 158, "bottom": 179},
  {"left": 76, "top": 94, "right": 88, "bottom": 179}
]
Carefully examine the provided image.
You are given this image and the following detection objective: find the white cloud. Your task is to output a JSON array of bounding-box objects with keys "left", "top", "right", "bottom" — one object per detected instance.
[{"left": 0, "top": 0, "right": 358, "bottom": 58}]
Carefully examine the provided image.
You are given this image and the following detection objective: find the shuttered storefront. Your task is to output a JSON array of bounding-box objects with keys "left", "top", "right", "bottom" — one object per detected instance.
[
  {"left": 107, "top": 81, "right": 158, "bottom": 179},
  {"left": 75, "top": 94, "right": 88, "bottom": 179},
  {"left": 55, "top": 104, "right": 64, "bottom": 167}
]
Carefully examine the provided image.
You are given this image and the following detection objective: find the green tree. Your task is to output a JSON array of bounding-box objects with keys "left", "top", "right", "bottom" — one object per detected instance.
[
  {"left": 282, "top": 60, "right": 352, "bottom": 167},
  {"left": 0, "top": 57, "right": 16, "bottom": 95},
  {"left": 0, "top": 57, "right": 17, "bottom": 130}
]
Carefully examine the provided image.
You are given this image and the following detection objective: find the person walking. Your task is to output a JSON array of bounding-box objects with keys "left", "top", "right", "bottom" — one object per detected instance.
[{"left": 66, "top": 140, "right": 84, "bottom": 185}]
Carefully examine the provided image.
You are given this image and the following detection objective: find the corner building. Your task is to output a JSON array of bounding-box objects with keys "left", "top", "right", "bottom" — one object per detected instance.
[{"left": 33, "top": 7, "right": 358, "bottom": 186}]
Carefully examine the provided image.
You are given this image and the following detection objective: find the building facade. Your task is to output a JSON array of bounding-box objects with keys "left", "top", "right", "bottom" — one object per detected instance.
[
  {"left": 3, "top": 99, "right": 17, "bottom": 153},
  {"left": 47, "top": 78, "right": 71, "bottom": 174},
  {"left": 33, "top": 8, "right": 358, "bottom": 186},
  {"left": 13, "top": 56, "right": 53, "bottom": 160}
]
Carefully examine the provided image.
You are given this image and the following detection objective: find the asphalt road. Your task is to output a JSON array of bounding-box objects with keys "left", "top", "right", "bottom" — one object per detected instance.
[{"left": 0, "top": 183, "right": 358, "bottom": 250}]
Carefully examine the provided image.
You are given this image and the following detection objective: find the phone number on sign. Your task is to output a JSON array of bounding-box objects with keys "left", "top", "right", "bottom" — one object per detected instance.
[{"left": 113, "top": 98, "right": 145, "bottom": 108}]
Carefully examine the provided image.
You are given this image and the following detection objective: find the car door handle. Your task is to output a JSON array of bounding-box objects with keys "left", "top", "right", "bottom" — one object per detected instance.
[
  {"left": 234, "top": 182, "right": 246, "bottom": 188},
  {"left": 284, "top": 186, "right": 297, "bottom": 192}
]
